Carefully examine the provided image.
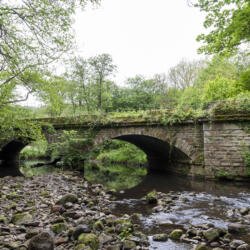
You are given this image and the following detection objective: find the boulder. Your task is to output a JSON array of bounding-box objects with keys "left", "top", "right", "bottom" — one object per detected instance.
[
  {"left": 169, "top": 229, "right": 184, "bottom": 240},
  {"left": 27, "top": 232, "right": 54, "bottom": 250},
  {"left": 229, "top": 239, "right": 246, "bottom": 249}
]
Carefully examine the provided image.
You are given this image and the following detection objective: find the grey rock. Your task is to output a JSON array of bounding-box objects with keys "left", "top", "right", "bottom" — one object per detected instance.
[
  {"left": 27, "top": 232, "right": 54, "bottom": 250},
  {"left": 228, "top": 223, "right": 247, "bottom": 234},
  {"left": 230, "top": 239, "right": 246, "bottom": 249},
  {"left": 72, "top": 224, "right": 91, "bottom": 240},
  {"left": 237, "top": 244, "right": 250, "bottom": 250}
]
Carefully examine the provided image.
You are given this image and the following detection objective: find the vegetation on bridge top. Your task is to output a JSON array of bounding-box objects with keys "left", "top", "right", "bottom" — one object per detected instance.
[{"left": 37, "top": 96, "right": 250, "bottom": 128}]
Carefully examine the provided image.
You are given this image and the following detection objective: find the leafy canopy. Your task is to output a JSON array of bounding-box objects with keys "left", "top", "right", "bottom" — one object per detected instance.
[{"left": 194, "top": 0, "right": 250, "bottom": 55}]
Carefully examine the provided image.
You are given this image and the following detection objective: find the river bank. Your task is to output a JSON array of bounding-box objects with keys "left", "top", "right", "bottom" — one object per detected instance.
[{"left": 0, "top": 171, "right": 250, "bottom": 250}]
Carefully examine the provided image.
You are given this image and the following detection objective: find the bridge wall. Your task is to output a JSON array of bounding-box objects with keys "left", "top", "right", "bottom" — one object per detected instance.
[{"left": 203, "top": 121, "right": 250, "bottom": 179}]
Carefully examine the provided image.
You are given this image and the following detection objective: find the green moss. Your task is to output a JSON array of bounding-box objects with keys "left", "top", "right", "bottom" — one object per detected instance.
[
  {"left": 0, "top": 215, "right": 7, "bottom": 224},
  {"left": 214, "top": 170, "right": 234, "bottom": 180},
  {"left": 145, "top": 190, "right": 158, "bottom": 204},
  {"left": 115, "top": 219, "right": 133, "bottom": 239},
  {"left": 93, "top": 220, "right": 104, "bottom": 231},
  {"left": 78, "top": 233, "right": 99, "bottom": 250},
  {"left": 11, "top": 212, "right": 33, "bottom": 225},
  {"left": 56, "top": 194, "right": 78, "bottom": 205},
  {"left": 169, "top": 229, "right": 184, "bottom": 240},
  {"left": 51, "top": 223, "right": 67, "bottom": 234}
]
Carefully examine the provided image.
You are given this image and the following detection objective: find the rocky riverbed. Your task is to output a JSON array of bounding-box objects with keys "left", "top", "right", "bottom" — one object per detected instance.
[{"left": 0, "top": 172, "right": 250, "bottom": 250}]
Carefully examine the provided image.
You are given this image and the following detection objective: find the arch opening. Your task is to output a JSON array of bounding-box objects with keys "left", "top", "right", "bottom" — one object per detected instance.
[
  {"left": 113, "top": 134, "right": 191, "bottom": 175},
  {"left": 0, "top": 140, "right": 27, "bottom": 177}
]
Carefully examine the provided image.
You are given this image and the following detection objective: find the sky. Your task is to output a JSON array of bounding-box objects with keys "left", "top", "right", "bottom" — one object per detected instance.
[
  {"left": 74, "top": 0, "right": 205, "bottom": 84},
  {"left": 24, "top": 0, "right": 205, "bottom": 106}
]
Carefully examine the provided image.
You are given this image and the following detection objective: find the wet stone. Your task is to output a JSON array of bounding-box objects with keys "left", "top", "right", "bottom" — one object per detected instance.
[
  {"left": 228, "top": 223, "right": 247, "bottom": 234},
  {"left": 237, "top": 244, "right": 250, "bottom": 249},
  {"left": 169, "top": 229, "right": 184, "bottom": 240},
  {"left": 230, "top": 239, "right": 246, "bottom": 249},
  {"left": 152, "top": 233, "right": 168, "bottom": 241},
  {"left": 203, "top": 228, "right": 220, "bottom": 242}
]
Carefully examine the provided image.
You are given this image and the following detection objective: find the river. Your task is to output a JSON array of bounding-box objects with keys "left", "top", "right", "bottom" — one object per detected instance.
[{"left": 21, "top": 162, "right": 250, "bottom": 249}]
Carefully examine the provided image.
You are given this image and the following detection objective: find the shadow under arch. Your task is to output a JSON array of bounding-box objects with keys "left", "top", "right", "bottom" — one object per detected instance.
[
  {"left": 113, "top": 134, "right": 191, "bottom": 174},
  {"left": 0, "top": 139, "right": 27, "bottom": 177}
]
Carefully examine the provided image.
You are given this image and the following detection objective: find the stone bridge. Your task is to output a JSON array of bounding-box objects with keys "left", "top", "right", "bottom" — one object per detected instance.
[{"left": 0, "top": 114, "right": 250, "bottom": 179}]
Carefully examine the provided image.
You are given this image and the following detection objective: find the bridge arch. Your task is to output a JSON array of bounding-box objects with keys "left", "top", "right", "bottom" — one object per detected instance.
[
  {"left": 0, "top": 139, "right": 27, "bottom": 177},
  {"left": 93, "top": 127, "right": 194, "bottom": 174}
]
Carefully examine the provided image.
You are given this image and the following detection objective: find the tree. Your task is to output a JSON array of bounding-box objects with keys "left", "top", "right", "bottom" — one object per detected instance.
[
  {"left": 88, "top": 54, "right": 116, "bottom": 111},
  {"left": 194, "top": 0, "right": 250, "bottom": 55},
  {"left": 39, "top": 75, "right": 68, "bottom": 116},
  {"left": 167, "top": 59, "right": 205, "bottom": 89},
  {"left": 202, "top": 77, "right": 244, "bottom": 103},
  {"left": 66, "top": 57, "right": 92, "bottom": 112},
  {"left": 0, "top": 0, "right": 99, "bottom": 107},
  {"left": 195, "top": 56, "right": 238, "bottom": 87}
]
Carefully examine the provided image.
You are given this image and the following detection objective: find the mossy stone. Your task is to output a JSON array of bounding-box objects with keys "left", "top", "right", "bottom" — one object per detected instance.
[
  {"left": 78, "top": 233, "right": 99, "bottom": 250},
  {"left": 145, "top": 190, "right": 158, "bottom": 204},
  {"left": 203, "top": 228, "right": 220, "bottom": 242},
  {"left": 56, "top": 194, "right": 78, "bottom": 205},
  {"left": 152, "top": 233, "right": 168, "bottom": 241},
  {"left": 169, "top": 229, "right": 183, "bottom": 240},
  {"left": 74, "top": 244, "right": 91, "bottom": 250},
  {"left": 93, "top": 220, "right": 104, "bottom": 231},
  {"left": 12, "top": 212, "right": 33, "bottom": 225},
  {"left": 51, "top": 223, "right": 67, "bottom": 234},
  {"left": 123, "top": 239, "right": 136, "bottom": 249},
  {"left": 194, "top": 244, "right": 211, "bottom": 250},
  {"left": 0, "top": 215, "right": 7, "bottom": 224}
]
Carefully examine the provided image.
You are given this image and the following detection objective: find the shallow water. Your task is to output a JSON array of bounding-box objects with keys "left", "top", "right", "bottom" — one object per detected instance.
[
  {"left": 111, "top": 173, "right": 250, "bottom": 249},
  {"left": 21, "top": 162, "right": 250, "bottom": 249}
]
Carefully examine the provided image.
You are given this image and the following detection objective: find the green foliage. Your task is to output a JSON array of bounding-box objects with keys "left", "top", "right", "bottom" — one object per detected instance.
[
  {"left": 209, "top": 95, "right": 250, "bottom": 116},
  {"left": 47, "top": 130, "right": 94, "bottom": 170},
  {"left": 202, "top": 77, "right": 244, "bottom": 103},
  {"left": 95, "top": 140, "right": 147, "bottom": 165},
  {"left": 20, "top": 140, "right": 48, "bottom": 160},
  {"left": 177, "top": 86, "right": 203, "bottom": 109},
  {"left": 240, "top": 69, "right": 250, "bottom": 91},
  {"left": 214, "top": 169, "right": 234, "bottom": 180},
  {"left": 0, "top": 106, "right": 43, "bottom": 143},
  {"left": 194, "top": 0, "right": 250, "bottom": 55}
]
